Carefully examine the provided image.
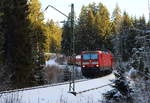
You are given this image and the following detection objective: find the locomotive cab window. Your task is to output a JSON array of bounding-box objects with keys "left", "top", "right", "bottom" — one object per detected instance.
[
  {"left": 90, "top": 54, "right": 98, "bottom": 60},
  {"left": 82, "top": 53, "right": 98, "bottom": 60},
  {"left": 83, "top": 54, "right": 90, "bottom": 60}
]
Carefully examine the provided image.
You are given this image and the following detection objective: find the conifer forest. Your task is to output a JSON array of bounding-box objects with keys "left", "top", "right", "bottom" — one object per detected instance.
[{"left": 0, "top": 0, "right": 149, "bottom": 103}]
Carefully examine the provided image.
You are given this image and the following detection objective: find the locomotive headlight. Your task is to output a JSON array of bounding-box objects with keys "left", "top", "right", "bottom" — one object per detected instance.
[
  {"left": 82, "top": 65, "right": 85, "bottom": 68},
  {"left": 96, "top": 64, "right": 99, "bottom": 67}
]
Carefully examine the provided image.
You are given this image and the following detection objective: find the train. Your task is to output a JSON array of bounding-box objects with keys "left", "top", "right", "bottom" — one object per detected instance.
[{"left": 80, "top": 50, "right": 113, "bottom": 78}]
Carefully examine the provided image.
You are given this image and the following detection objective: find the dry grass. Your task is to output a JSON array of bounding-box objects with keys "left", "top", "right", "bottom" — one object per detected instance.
[
  {"left": 0, "top": 92, "right": 22, "bottom": 103},
  {"left": 44, "top": 65, "right": 64, "bottom": 84}
]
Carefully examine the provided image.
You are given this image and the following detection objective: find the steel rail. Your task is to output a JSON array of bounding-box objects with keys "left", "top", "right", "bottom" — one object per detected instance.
[
  {"left": 76, "top": 82, "right": 114, "bottom": 95},
  {"left": 0, "top": 78, "right": 91, "bottom": 95}
]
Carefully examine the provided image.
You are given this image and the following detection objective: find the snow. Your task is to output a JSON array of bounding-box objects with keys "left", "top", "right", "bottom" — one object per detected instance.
[
  {"left": 0, "top": 74, "right": 115, "bottom": 103},
  {"left": 76, "top": 55, "right": 81, "bottom": 59},
  {"left": 128, "top": 68, "right": 137, "bottom": 75},
  {"left": 145, "top": 30, "right": 150, "bottom": 33},
  {"left": 45, "top": 57, "right": 58, "bottom": 66}
]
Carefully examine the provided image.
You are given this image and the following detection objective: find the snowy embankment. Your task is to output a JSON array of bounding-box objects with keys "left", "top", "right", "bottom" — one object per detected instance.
[
  {"left": 45, "top": 54, "right": 68, "bottom": 69},
  {"left": 45, "top": 56, "right": 58, "bottom": 66},
  {"left": 0, "top": 74, "right": 115, "bottom": 103}
]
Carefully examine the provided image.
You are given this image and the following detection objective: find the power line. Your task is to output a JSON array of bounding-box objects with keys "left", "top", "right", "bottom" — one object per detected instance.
[{"left": 44, "top": 5, "right": 68, "bottom": 18}]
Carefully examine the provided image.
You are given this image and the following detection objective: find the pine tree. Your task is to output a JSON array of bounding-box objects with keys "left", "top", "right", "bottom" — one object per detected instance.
[
  {"left": 74, "top": 3, "right": 113, "bottom": 53},
  {"left": 96, "top": 3, "right": 111, "bottom": 38},
  {"left": 132, "top": 16, "right": 138, "bottom": 28},
  {"left": 28, "top": 0, "right": 46, "bottom": 65},
  {"left": 75, "top": 3, "right": 104, "bottom": 53},
  {"left": 46, "top": 20, "right": 62, "bottom": 53},
  {"left": 111, "top": 4, "right": 122, "bottom": 35},
  {"left": 95, "top": 3, "right": 112, "bottom": 50},
  {"left": 147, "top": 20, "right": 150, "bottom": 29},
  {"left": 0, "top": 32, "right": 4, "bottom": 64},
  {"left": 75, "top": 6, "right": 89, "bottom": 52},
  {"left": 0, "top": 2, "right": 4, "bottom": 64},
  {"left": 104, "top": 69, "right": 133, "bottom": 103},
  {"left": 80, "top": 6, "right": 97, "bottom": 51},
  {"left": 120, "top": 12, "right": 134, "bottom": 61},
  {"left": 1, "top": 0, "right": 36, "bottom": 88},
  {"left": 27, "top": 0, "right": 47, "bottom": 84},
  {"left": 121, "top": 12, "right": 133, "bottom": 29},
  {"left": 137, "top": 15, "right": 146, "bottom": 30},
  {"left": 61, "top": 15, "right": 72, "bottom": 56}
]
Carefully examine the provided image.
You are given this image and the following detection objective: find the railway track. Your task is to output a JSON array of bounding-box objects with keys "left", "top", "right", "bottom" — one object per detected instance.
[
  {"left": 0, "top": 72, "right": 114, "bottom": 96},
  {"left": 0, "top": 78, "right": 92, "bottom": 95}
]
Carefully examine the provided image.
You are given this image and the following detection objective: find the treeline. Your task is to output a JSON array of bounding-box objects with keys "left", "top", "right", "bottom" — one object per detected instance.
[
  {"left": 0, "top": 0, "right": 62, "bottom": 89},
  {"left": 62, "top": 2, "right": 150, "bottom": 61},
  {"left": 0, "top": 0, "right": 149, "bottom": 90}
]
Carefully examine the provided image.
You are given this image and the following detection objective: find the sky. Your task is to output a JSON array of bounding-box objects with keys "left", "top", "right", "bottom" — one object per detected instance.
[{"left": 39, "top": 0, "right": 149, "bottom": 24}]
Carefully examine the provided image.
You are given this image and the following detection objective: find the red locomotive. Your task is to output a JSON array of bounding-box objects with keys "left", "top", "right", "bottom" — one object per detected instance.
[{"left": 81, "top": 50, "right": 113, "bottom": 78}]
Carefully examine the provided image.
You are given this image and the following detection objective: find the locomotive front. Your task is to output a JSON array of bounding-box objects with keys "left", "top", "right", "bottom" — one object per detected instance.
[{"left": 81, "top": 51, "right": 113, "bottom": 78}]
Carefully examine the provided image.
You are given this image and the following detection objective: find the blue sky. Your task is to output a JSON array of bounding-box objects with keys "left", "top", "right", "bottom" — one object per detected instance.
[{"left": 39, "top": 0, "right": 149, "bottom": 24}]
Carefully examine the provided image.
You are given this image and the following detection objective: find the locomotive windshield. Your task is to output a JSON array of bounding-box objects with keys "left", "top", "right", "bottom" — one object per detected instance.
[{"left": 82, "top": 53, "right": 98, "bottom": 60}]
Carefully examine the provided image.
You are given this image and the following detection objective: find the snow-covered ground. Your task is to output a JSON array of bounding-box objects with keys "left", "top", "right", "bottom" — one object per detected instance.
[
  {"left": 45, "top": 57, "right": 58, "bottom": 66},
  {"left": 0, "top": 74, "right": 115, "bottom": 103},
  {"left": 45, "top": 54, "right": 68, "bottom": 69},
  {"left": 0, "top": 55, "right": 115, "bottom": 103}
]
